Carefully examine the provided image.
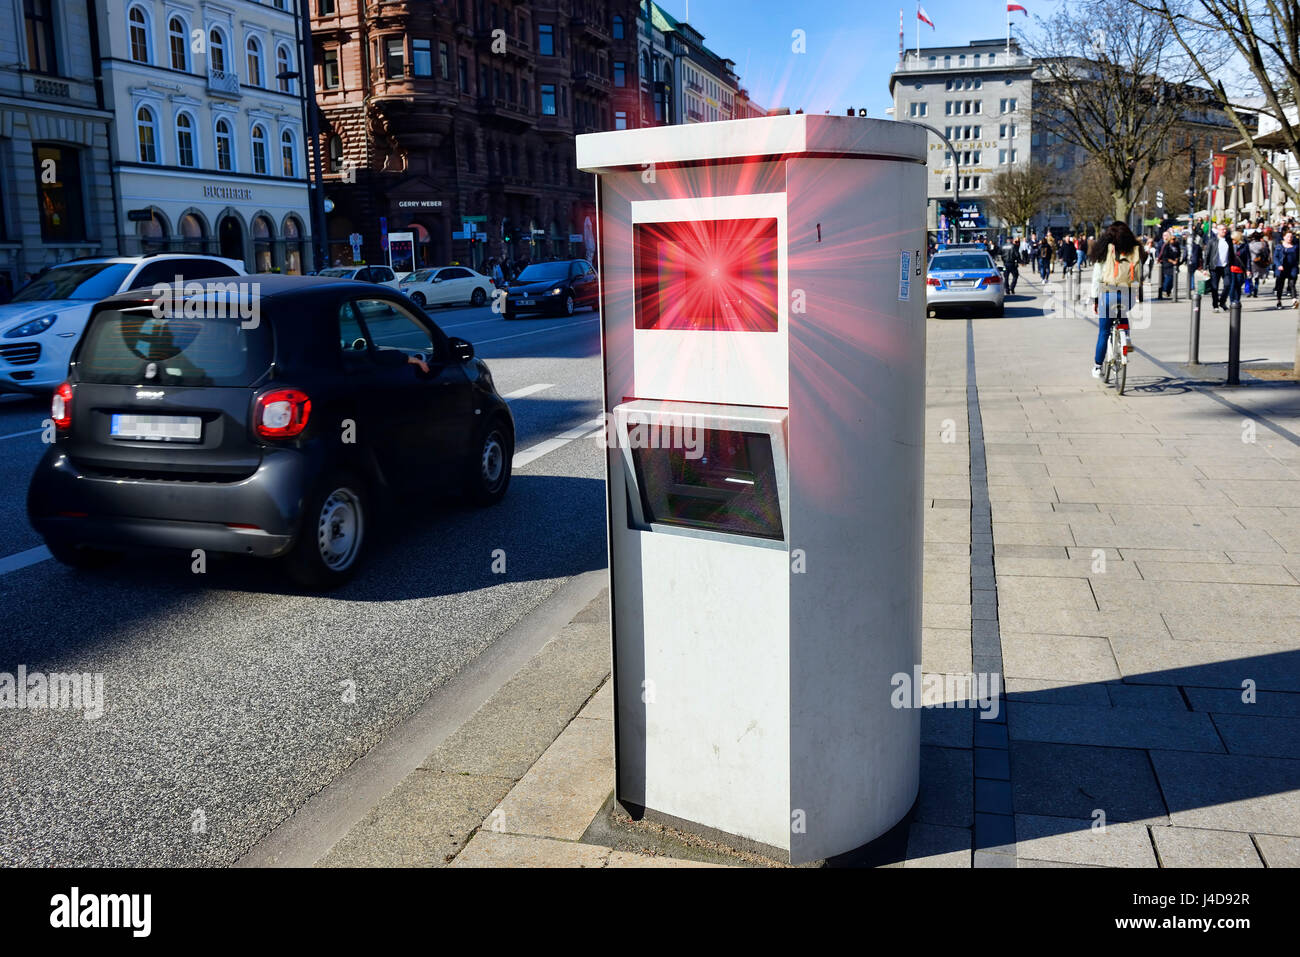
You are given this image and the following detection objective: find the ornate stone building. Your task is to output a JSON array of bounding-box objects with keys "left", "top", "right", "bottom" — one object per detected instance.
[{"left": 313, "top": 0, "right": 642, "bottom": 271}]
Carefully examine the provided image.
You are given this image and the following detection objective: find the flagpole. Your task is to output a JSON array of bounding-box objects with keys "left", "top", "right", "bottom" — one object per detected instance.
[
  {"left": 916, "top": 2, "right": 920, "bottom": 58},
  {"left": 1007, "top": 4, "right": 1011, "bottom": 55}
]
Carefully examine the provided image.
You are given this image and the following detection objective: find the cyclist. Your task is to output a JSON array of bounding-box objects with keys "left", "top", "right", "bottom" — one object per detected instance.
[{"left": 1089, "top": 221, "right": 1143, "bottom": 379}]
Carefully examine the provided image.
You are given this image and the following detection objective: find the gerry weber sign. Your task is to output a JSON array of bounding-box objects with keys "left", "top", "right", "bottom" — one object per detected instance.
[
  {"left": 203, "top": 185, "right": 253, "bottom": 200},
  {"left": 396, "top": 199, "right": 444, "bottom": 209}
]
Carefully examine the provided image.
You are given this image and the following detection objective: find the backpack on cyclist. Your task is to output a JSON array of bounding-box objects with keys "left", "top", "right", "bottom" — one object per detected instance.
[{"left": 1099, "top": 243, "right": 1139, "bottom": 287}]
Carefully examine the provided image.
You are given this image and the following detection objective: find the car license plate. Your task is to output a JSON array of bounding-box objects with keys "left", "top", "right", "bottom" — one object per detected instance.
[
  {"left": 517, "top": 298, "right": 536, "bottom": 306},
  {"left": 110, "top": 414, "right": 202, "bottom": 443},
  {"left": 948, "top": 280, "right": 976, "bottom": 288}
]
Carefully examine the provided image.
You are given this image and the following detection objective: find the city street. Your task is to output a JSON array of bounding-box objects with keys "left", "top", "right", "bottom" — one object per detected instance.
[{"left": 0, "top": 302, "right": 607, "bottom": 866}]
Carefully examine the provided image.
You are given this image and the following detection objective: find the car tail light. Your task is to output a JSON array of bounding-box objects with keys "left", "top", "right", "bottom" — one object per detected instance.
[
  {"left": 254, "top": 388, "right": 311, "bottom": 439},
  {"left": 51, "top": 382, "right": 72, "bottom": 431},
  {"left": 926, "top": 277, "right": 941, "bottom": 287},
  {"left": 984, "top": 274, "right": 1001, "bottom": 285}
]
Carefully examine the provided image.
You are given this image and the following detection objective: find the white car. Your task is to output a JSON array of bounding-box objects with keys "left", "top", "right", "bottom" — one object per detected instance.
[
  {"left": 316, "top": 265, "right": 401, "bottom": 288},
  {"left": 0, "top": 254, "right": 245, "bottom": 394},
  {"left": 398, "top": 266, "right": 494, "bottom": 308}
]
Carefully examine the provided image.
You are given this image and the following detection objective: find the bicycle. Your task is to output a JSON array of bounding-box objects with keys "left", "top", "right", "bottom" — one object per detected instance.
[{"left": 1099, "top": 290, "right": 1132, "bottom": 395}]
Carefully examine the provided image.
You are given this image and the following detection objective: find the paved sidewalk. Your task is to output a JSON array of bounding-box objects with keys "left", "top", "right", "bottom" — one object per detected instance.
[{"left": 315, "top": 280, "right": 1300, "bottom": 867}]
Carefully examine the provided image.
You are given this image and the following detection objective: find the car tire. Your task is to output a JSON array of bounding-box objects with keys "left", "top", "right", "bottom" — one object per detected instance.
[
  {"left": 559, "top": 293, "right": 575, "bottom": 317},
  {"left": 471, "top": 287, "right": 487, "bottom": 306},
  {"left": 466, "top": 418, "right": 512, "bottom": 506},
  {"left": 285, "top": 473, "right": 368, "bottom": 589},
  {"left": 994, "top": 305, "right": 1005, "bottom": 317},
  {"left": 411, "top": 292, "right": 426, "bottom": 308},
  {"left": 45, "top": 539, "right": 120, "bottom": 570}
]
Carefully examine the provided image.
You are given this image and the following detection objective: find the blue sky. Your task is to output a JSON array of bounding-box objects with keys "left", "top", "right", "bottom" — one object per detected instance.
[{"left": 672, "top": 0, "right": 1046, "bottom": 117}]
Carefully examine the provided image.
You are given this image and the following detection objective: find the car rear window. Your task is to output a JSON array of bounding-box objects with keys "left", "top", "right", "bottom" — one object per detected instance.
[
  {"left": 78, "top": 307, "right": 272, "bottom": 387},
  {"left": 930, "top": 255, "right": 994, "bottom": 271}
]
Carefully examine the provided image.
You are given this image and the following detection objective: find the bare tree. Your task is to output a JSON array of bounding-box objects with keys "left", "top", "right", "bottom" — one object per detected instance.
[
  {"left": 986, "top": 164, "right": 1054, "bottom": 232},
  {"left": 1026, "top": 0, "right": 1210, "bottom": 222},
  {"left": 1131, "top": 0, "right": 1300, "bottom": 210},
  {"left": 1070, "top": 156, "right": 1121, "bottom": 232}
]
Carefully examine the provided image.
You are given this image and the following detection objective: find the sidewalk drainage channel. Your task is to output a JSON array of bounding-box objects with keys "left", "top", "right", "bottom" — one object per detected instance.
[{"left": 966, "top": 317, "right": 1017, "bottom": 867}]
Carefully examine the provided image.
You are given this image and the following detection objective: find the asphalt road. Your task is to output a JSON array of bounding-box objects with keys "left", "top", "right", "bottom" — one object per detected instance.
[{"left": 0, "top": 301, "right": 606, "bottom": 866}]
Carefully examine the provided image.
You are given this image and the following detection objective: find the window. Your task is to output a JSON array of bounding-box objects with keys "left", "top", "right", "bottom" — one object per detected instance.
[
  {"left": 252, "top": 124, "right": 268, "bottom": 174},
  {"left": 328, "top": 135, "right": 343, "bottom": 173},
  {"left": 169, "top": 17, "right": 189, "bottom": 71},
  {"left": 281, "top": 130, "right": 296, "bottom": 177},
  {"left": 614, "top": 61, "right": 625, "bottom": 87},
  {"left": 322, "top": 48, "right": 339, "bottom": 89},
  {"left": 439, "top": 41, "right": 450, "bottom": 80},
  {"left": 989, "top": 53, "right": 996, "bottom": 65},
  {"left": 972, "top": 176, "right": 981, "bottom": 189},
  {"left": 34, "top": 144, "right": 84, "bottom": 242},
  {"left": 560, "top": 85, "right": 567, "bottom": 116},
  {"left": 541, "top": 83, "right": 555, "bottom": 115},
  {"left": 210, "top": 29, "right": 226, "bottom": 72},
  {"left": 246, "top": 36, "right": 264, "bottom": 87},
  {"left": 136, "top": 105, "right": 159, "bottom": 163},
  {"left": 1001, "top": 97, "right": 1016, "bottom": 113},
  {"left": 458, "top": 56, "right": 468, "bottom": 91},
  {"left": 520, "top": 77, "right": 528, "bottom": 108},
  {"left": 276, "top": 44, "right": 293, "bottom": 93},
  {"left": 385, "top": 37, "right": 404, "bottom": 78},
  {"left": 929, "top": 55, "right": 936, "bottom": 66},
  {"left": 318, "top": 0, "right": 335, "bottom": 14},
  {"left": 129, "top": 7, "right": 150, "bottom": 63},
  {"left": 215, "top": 118, "right": 234, "bottom": 171},
  {"left": 615, "top": 110, "right": 627, "bottom": 130},
  {"left": 176, "top": 112, "right": 196, "bottom": 167},
  {"left": 413, "top": 38, "right": 432, "bottom": 76},
  {"left": 910, "top": 102, "right": 927, "bottom": 117},
  {"left": 943, "top": 178, "right": 951, "bottom": 191},
  {"left": 538, "top": 23, "right": 553, "bottom": 56},
  {"left": 613, "top": 14, "right": 624, "bottom": 39},
  {"left": 958, "top": 54, "right": 965, "bottom": 66},
  {"left": 974, "top": 54, "right": 980, "bottom": 66},
  {"left": 24, "top": 0, "right": 58, "bottom": 75}
]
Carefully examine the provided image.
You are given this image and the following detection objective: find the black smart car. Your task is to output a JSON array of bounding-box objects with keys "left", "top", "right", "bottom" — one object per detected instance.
[
  {"left": 503, "top": 259, "right": 599, "bottom": 318},
  {"left": 28, "top": 276, "right": 514, "bottom": 588}
]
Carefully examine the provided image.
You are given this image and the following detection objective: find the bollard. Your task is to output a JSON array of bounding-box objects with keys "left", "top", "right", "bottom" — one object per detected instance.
[
  {"left": 1227, "top": 298, "right": 1242, "bottom": 385},
  {"left": 1189, "top": 287, "right": 1202, "bottom": 365},
  {"left": 1173, "top": 262, "right": 1179, "bottom": 303}
]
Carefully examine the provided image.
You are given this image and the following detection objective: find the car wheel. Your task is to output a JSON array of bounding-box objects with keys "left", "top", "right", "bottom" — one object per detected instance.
[
  {"left": 410, "top": 292, "right": 426, "bottom": 308},
  {"left": 45, "top": 539, "right": 119, "bottom": 570},
  {"left": 285, "top": 474, "right": 368, "bottom": 588},
  {"left": 466, "top": 419, "right": 512, "bottom": 506},
  {"left": 994, "top": 305, "right": 1005, "bottom": 317},
  {"left": 471, "top": 287, "right": 487, "bottom": 306},
  {"left": 559, "top": 292, "right": 575, "bottom": 316}
]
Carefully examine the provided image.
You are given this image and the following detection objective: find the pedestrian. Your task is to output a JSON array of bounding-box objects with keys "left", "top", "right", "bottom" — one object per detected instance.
[
  {"left": 1157, "top": 230, "right": 1182, "bottom": 300},
  {"left": 1249, "top": 231, "right": 1271, "bottom": 295},
  {"left": 1029, "top": 231, "right": 1040, "bottom": 274},
  {"left": 490, "top": 257, "right": 505, "bottom": 286},
  {"left": 1201, "top": 222, "right": 1232, "bottom": 311},
  {"left": 999, "top": 235, "right": 1020, "bottom": 294},
  {"left": 1089, "top": 221, "right": 1143, "bottom": 379},
  {"left": 1273, "top": 230, "right": 1298, "bottom": 308},
  {"left": 1060, "top": 233, "right": 1078, "bottom": 274},
  {"left": 1227, "top": 229, "right": 1250, "bottom": 305},
  {"left": 1038, "top": 234, "right": 1054, "bottom": 282}
]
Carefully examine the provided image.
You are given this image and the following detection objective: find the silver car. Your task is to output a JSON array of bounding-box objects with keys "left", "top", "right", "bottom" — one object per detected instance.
[{"left": 925, "top": 250, "right": 1005, "bottom": 317}]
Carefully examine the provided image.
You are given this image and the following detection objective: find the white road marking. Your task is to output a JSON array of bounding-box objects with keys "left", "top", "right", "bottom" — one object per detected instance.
[
  {"left": 512, "top": 416, "right": 604, "bottom": 470},
  {"left": 474, "top": 316, "right": 599, "bottom": 345},
  {"left": 0, "top": 546, "right": 51, "bottom": 576},
  {"left": 502, "top": 383, "right": 554, "bottom": 400},
  {"left": 0, "top": 427, "right": 43, "bottom": 441}
]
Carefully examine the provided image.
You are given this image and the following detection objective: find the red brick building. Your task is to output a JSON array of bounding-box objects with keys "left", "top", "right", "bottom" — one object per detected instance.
[{"left": 311, "top": 0, "right": 641, "bottom": 272}]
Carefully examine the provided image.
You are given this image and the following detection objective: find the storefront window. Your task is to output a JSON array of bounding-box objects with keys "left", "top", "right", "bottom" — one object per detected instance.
[
  {"left": 252, "top": 215, "right": 274, "bottom": 272},
  {"left": 283, "top": 216, "right": 303, "bottom": 274}
]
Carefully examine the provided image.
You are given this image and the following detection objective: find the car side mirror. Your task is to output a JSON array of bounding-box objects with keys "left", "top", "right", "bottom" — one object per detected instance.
[{"left": 449, "top": 337, "right": 474, "bottom": 361}]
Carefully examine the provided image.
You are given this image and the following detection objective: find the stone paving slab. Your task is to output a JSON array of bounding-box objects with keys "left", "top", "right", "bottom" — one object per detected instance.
[
  {"left": 1150, "top": 826, "right": 1264, "bottom": 867},
  {"left": 1111, "top": 636, "right": 1300, "bottom": 692},
  {"left": 1149, "top": 750, "right": 1300, "bottom": 835},
  {"left": 904, "top": 823, "right": 972, "bottom": 867},
  {"left": 1014, "top": 814, "right": 1157, "bottom": 867},
  {"left": 1007, "top": 702, "right": 1224, "bottom": 752},
  {"left": 1009, "top": 741, "right": 1169, "bottom": 825},
  {"left": 1001, "top": 632, "right": 1121, "bottom": 683},
  {"left": 1254, "top": 833, "right": 1300, "bottom": 867},
  {"left": 1209, "top": 713, "right": 1300, "bottom": 759}
]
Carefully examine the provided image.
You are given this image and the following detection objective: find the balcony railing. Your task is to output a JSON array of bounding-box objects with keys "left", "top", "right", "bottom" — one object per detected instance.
[
  {"left": 894, "top": 52, "right": 1032, "bottom": 73},
  {"left": 571, "top": 15, "right": 611, "bottom": 45},
  {"left": 572, "top": 70, "right": 611, "bottom": 95},
  {"left": 208, "top": 69, "right": 241, "bottom": 97}
]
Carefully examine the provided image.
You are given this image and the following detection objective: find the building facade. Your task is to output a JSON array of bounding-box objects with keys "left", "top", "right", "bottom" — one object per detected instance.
[
  {"left": 312, "top": 0, "right": 642, "bottom": 273},
  {"left": 0, "top": 0, "right": 117, "bottom": 298},
  {"left": 890, "top": 38, "right": 1035, "bottom": 237},
  {"left": 97, "top": 0, "right": 315, "bottom": 274}
]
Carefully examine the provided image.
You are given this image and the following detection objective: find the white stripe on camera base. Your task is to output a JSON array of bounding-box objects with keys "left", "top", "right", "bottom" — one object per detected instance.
[
  {"left": 502, "top": 383, "right": 554, "bottom": 400},
  {"left": 0, "top": 546, "right": 52, "bottom": 577},
  {"left": 512, "top": 416, "right": 604, "bottom": 470}
]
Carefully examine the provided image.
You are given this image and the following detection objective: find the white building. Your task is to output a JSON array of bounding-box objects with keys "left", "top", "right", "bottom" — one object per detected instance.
[
  {"left": 0, "top": 0, "right": 116, "bottom": 297},
  {"left": 97, "top": 0, "right": 315, "bottom": 273}
]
